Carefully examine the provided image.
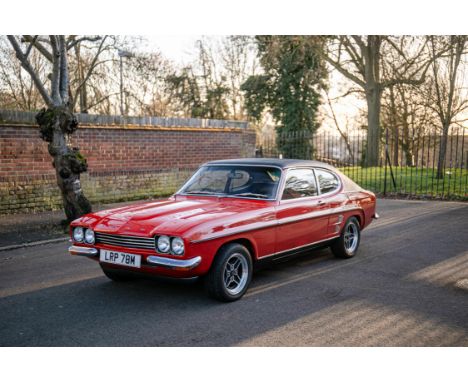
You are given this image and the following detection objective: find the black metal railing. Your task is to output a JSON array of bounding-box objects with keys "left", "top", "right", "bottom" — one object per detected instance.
[{"left": 256, "top": 129, "right": 467, "bottom": 200}]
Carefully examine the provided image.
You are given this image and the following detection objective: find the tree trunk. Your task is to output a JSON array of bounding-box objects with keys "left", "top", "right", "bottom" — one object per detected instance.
[
  {"left": 365, "top": 86, "right": 382, "bottom": 167},
  {"left": 436, "top": 124, "right": 449, "bottom": 179},
  {"left": 401, "top": 124, "right": 413, "bottom": 166},
  {"left": 388, "top": 85, "right": 399, "bottom": 166},
  {"left": 403, "top": 146, "right": 414, "bottom": 167},
  {"left": 36, "top": 107, "right": 92, "bottom": 222}
]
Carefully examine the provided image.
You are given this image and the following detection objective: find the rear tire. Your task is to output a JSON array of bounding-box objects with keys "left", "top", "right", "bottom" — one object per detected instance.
[
  {"left": 331, "top": 217, "right": 360, "bottom": 259},
  {"left": 205, "top": 243, "right": 253, "bottom": 302},
  {"left": 101, "top": 266, "right": 135, "bottom": 282}
]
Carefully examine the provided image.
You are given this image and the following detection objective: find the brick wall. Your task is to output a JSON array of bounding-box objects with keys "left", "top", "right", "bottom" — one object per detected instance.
[{"left": 0, "top": 123, "right": 256, "bottom": 214}]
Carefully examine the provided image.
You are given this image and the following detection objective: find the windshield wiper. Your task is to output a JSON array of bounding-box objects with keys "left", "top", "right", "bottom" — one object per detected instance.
[
  {"left": 183, "top": 191, "right": 224, "bottom": 195},
  {"left": 231, "top": 192, "right": 270, "bottom": 199}
]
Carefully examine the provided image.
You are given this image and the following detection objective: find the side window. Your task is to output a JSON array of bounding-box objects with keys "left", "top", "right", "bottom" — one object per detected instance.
[
  {"left": 315, "top": 169, "right": 339, "bottom": 194},
  {"left": 282, "top": 168, "right": 318, "bottom": 200}
]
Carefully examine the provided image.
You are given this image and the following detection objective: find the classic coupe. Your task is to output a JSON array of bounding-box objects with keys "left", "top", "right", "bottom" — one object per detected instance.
[{"left": 69, "top": 158, "right": 378, "bottom": 301}]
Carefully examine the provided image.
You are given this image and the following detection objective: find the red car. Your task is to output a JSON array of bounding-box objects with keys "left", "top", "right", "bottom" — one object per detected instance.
[{"left": 69, "top": 159, "right": 378, "bottom": 301}]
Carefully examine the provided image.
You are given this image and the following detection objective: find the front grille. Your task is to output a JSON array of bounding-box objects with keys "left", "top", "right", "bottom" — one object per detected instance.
[{"left": 95, "top": 232, "right": 155, "bottom": 251}]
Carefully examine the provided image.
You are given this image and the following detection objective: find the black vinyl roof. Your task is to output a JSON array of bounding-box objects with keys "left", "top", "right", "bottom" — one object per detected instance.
[{"left": 204, "top": 158, "right": 336, "bottom": 170}]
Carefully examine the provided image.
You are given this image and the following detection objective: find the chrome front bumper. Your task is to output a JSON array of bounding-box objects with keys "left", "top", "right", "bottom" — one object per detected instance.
[
  {"left": 69, "top": 245, "right": 98, "bottom": 256},
  {"left": 69, "top": 245, "right": 201, "bottom": 271},
  {"left": 147, "top": 255, "right": 202, "bottom": 270}
]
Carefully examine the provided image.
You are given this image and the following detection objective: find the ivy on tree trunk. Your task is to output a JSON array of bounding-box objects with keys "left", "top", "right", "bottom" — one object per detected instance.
[{"left": 36, "top": 107, "right": 92, "bottom": 221}]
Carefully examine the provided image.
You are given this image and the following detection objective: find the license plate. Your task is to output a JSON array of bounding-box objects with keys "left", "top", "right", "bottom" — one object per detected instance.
[{"left": 100, "top": 249, "right": 141, "bottom": 268}]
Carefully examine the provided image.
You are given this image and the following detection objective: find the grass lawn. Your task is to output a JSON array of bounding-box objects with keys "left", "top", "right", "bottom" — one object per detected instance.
[{"left": 339, "top": 166, "right": 468, "bottom": 200}]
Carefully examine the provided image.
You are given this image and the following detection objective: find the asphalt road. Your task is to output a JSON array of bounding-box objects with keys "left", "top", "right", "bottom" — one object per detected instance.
[{"left": 1, "top": 199, "right": 467, "bottom": 346}]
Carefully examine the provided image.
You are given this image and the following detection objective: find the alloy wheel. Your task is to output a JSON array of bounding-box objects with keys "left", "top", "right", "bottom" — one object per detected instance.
[{"left": 223, "top": 253, "right": 249, "bottom": 296}]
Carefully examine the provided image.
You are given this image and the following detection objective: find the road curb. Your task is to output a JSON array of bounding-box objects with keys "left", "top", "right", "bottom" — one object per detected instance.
[{"left": 0, "top": 237, "right": 68, "bottom": 252}]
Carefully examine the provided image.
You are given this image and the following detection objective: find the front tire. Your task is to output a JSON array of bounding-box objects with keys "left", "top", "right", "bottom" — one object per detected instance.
[
  {"left": 331, "top": 217, "right": 361, "bottom": 259},
  {"left": 205, "top": 243, "right": 253, "bottom": 302}
]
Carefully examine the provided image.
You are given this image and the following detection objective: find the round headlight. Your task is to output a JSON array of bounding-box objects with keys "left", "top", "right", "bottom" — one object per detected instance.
[
  {"left": 171, "top": 237, "right": 185, "bottom": 256},
  {"left": 84, "top": 228, "right": 95, "bottom": 244},
  {"left": 157, "top": 235, "right": 170, "bottom": 253},
  {"left": 73, "top": 227, "right": 84, "bottom": 242}
]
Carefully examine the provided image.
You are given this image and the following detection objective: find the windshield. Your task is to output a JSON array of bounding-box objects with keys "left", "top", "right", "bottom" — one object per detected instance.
[{"left": 178, "top": 165, "right": 282, "bottom": 200}]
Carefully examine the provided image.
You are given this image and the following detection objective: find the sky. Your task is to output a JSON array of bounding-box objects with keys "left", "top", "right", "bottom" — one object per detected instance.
[
  {"left": 143, "top": 35, "right": 203, "bottom": 65},
  {"left": 142, "top": 35, "right": 364, "bottom": 133}
]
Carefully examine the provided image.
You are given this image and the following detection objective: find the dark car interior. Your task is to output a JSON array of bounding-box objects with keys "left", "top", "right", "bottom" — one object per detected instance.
[{"left": 228, "top": 167, "right": 280, "bottom": 199}]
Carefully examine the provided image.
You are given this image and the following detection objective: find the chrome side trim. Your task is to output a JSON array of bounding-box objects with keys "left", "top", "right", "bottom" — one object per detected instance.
[
  {"left": 259, "top": 235, "right": 340, "bottom": 260},
  {"left": 69, "top": 245, "right": 98, "bottom": 256},
  {"left": 190, "top": 221, "right": 278, "bottom": 243},
  {"left": 333, "top": 214, "right": 344, "bottom": 225},
  {"left": 277, "top": 205, "right": 362, "bottom": 226},
  {"left": 332, "top": 214, "right": 344, "bottom": 233},
  {"left": 146, "top": 255, "right": 202, "bottom": 270},
  {"left": 190, "top": 205, "right": 363, "bottom": 244}
]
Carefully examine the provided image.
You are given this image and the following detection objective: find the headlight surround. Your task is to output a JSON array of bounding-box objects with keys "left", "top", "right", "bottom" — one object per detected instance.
[
  {"left": 84, "top": 228, "right": 95, "bottom": 244},
  {"left": 157, "top": 235, "right": 171, "bottom": 253},
  {"left": 73, "top": 227, "right": 84, "bottom": 242},
  {"left": 171, "top": 237, "right": 185, "bottom": 256}
]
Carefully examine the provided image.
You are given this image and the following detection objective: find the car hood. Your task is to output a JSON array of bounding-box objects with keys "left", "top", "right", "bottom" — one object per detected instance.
[{"left": 76, "top": 196, "right": 273, "bottom": 239}]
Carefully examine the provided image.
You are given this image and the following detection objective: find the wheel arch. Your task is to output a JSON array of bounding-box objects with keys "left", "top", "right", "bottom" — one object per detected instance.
[
  {"left": 215, "top": 237, "right": 257, "bottom": 262},
  {"left": 351, "top": 212, "right": 364, "bottom": 228}
]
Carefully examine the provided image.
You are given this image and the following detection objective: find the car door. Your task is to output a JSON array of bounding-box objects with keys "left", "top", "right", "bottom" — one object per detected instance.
[{"left": 274, "top": 168, "right": 330, "bottom": 254}]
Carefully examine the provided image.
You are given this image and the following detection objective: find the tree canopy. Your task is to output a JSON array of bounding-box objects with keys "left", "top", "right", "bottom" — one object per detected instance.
[{"left": 242, "top": 36, "right": 327, "bottom": 158}]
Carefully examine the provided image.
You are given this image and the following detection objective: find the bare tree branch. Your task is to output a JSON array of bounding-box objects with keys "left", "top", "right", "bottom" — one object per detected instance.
[
  {"left": 49, "top": 35, "right": 61, "bottom": 105},
  {"left": 342, "top": 41, "right": 365, "bottom": 75},
  {"left": 6, "top": 35, "right": 53, "bottom": 107},
  {"left": 328, "top": 87, "right": 364, "bottom": 101},
  {"left": 382, "top": 37, "right": 452, "bottom": 89},
  {"left": 322, "top": 54, "right": 366, "bottom": 87},
  {"left": 22, "top": 35, "right": 53, "bottom": 62},
  {"left": 83, "top": 91, "right": 121, "bottom": 112},
  {"left": 350, "top": 35, "right": 366, "bottom": 53},
  {"left": 24, "top": 35, "right": 38, "bottom": 60},
  {"left": 72, "top": 35, "right": 108, "bottom": 109},
  {"left": 59, "top": 36, "right": 69, "bottom": 103},
  {"left": 324, "top": 90, "right": 354, "bottom": 161},
  {"left": 67, "top": 36, "right": 101, "bottom": 50}
]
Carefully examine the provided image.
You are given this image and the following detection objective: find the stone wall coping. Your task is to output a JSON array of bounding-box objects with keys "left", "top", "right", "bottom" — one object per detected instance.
[
  {"left": 0, "top": 122, "right": 253, "bottom": 133},
  {"left": 0, "top": 109, "right": 250, "bottom": 130}
]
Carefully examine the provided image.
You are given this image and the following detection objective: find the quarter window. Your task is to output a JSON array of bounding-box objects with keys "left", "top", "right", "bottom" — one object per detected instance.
[
  {"left": 282, "top": 169, "right": 318, "bottom": 200},
  {"left": 315, "top": 169, "right": 339, "bottom": 194}
]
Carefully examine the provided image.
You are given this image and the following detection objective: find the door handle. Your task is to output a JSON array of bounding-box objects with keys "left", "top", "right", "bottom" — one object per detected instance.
[{"left": 317, "top": 200, "right": 326, "bottom": 206}]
